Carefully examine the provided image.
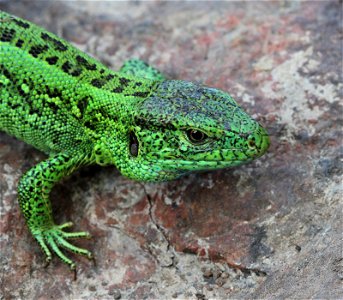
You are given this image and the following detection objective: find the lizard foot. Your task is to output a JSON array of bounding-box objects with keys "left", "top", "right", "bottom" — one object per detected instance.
[{"left": 33, "top": 222, "right": 93, "bottom": 270}]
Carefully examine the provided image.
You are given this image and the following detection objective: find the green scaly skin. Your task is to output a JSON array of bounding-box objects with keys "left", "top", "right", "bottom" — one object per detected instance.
[{"left": 0, "top": 11, "right": 270, "bottom": 270}]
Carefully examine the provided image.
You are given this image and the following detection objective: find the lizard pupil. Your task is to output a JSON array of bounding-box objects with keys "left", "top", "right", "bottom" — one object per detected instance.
[
  {"left": 187, "top": 129, "right": 207, "bottom": 144},
  {"left": 129, "top": 131, "right": 139, "bottom": 157}
]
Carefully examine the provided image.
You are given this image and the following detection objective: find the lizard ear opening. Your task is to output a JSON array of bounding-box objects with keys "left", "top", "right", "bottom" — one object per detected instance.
[{"left": 129, "top": 131, "right": 139, "bottom": 157}]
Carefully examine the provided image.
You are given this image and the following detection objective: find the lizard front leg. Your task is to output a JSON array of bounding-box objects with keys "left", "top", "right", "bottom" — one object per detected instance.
[{"left": 17, "top": 152, "right": 94, "bottom": 270}]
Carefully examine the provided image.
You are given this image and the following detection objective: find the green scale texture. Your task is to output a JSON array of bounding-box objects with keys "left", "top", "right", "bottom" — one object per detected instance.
[{"left": 0, "top": 11, "right": 270, "bottom": 270}]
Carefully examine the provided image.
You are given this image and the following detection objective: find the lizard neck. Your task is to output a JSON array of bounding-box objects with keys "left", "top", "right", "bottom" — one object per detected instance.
[{"left": 81, "top": 79, "right": 158, "bottom": 167}]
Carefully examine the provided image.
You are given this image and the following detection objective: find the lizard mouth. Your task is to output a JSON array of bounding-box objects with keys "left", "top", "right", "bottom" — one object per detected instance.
[
  {"left": 153, "top": 157, "right": 254, "bottom": 171},
  {"left": 145, "top": 131, "right": 270, "bottom": 172},
  {"left": 149, "top": 133, "right": 270, "bottom": 171}
]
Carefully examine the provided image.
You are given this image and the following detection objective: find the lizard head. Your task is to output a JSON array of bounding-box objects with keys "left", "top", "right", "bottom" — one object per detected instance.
[{"left": 116, "top": 80, "right": 269, "bottom": 181}]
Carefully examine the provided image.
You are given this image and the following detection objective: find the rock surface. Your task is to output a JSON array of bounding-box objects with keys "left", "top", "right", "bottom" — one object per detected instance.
[{"left": 0, "top": 1, "right": 342, "bottom": 299}]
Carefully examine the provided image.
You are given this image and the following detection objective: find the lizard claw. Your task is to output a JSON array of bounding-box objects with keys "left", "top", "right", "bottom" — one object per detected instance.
[{"left": 32, "top": 222, "right": 93, "bottom": 270}]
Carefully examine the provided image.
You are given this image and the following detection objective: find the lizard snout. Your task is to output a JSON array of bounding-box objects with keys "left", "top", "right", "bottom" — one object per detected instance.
[{"left": 246, "top": 125, "right": 270, "bottom": 158}]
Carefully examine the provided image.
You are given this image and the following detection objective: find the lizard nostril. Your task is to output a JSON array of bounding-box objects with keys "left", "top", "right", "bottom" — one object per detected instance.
[{"left": 248, "top": 138, "right": 256, "bottom": 149}]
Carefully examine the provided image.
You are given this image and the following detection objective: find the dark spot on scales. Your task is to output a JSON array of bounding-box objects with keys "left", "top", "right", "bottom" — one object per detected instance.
[
  {"left": 71, "top": 69, "right": 82, "bottom": 77},
  {"left": 52, "top": 136, "right": 60, "bottom": 145},
  {"left": 9, "top": 102, "right": 20, "bottom": 110},
  {"left": 28, "top": 107, "right": 42, "bottom": 117},
  {"left": 132, "top": 91, "right": 150, "bottom": 98},
  {"left": 29, "top": 45, "right": 49, "bottom": 58},
  {"left": 17, "top": 85, "right": 26, "bottom": 96},
  {"left": 46, "top": 56, "right": 58, "bottom": 65},
  {"left": 84, "top": 120, "right": 96, "bottom": 130},
  {"left": 13, "top": 19, "right": 30, "bottom": 29},
  {"left": 16, "top": 39, "right": 24, "bottom": 48},
  {"left": 0, "top": 28, "right": 15, "bottom": 42},
  {"left": 47, "top": 101, "right": 59, "bottom": 113},
  {"left": 77, "top": 97, "right": 88, "bottom": 117},
  {"left": 41, "top": 32, "right": 68, "bottom": 51},
  {"left": 91, "top": 78, "right": 105, "bottom": 88},
  {"left": 76, "top": 55, "right": 97, "bottom": 70},
  {"left": 45, "top": 86, "right": 63, "bottom": 99},
  {"left": 106, "top": 74, "right": 115, "bottom": 80},
  {"left": 112, "top": 86, "right": 124, "bottom": 93},
  {"left": 119, "top": 77, "right": 131, "bottom": 87},
  {"left": 62, "top": 61, "right": 72, "bottom": 73},
  {"left": 1, "top": 65, "right": 14, "bottom": 82}
]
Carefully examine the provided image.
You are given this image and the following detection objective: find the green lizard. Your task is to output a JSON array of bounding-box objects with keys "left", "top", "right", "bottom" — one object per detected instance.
[{"left": 0, "top": 11, "right": 270, "bottom": 270}]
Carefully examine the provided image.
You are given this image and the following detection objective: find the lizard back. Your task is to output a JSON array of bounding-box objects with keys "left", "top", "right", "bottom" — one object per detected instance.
[{"left": 0, "top": 11, "right": 153, "bottom": 154}]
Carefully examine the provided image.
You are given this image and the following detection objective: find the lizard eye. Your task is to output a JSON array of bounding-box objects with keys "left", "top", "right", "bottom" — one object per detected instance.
[
  {"left": 129, "top": 131, "right": 139, "bottom": 157},
  {"left": 186, "top": 129, "right": 208, "bottom": 144}
]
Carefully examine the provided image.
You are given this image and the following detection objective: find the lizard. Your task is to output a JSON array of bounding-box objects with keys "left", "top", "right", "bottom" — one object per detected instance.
[{"left": 0, "top": 10, "right": 270, "bottom": 271}]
